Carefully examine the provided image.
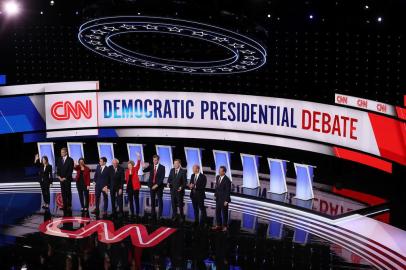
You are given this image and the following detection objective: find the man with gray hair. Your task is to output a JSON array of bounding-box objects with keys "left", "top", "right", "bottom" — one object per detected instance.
[{"left": 109, "top": 158, "right": 125, "bottom": 216}]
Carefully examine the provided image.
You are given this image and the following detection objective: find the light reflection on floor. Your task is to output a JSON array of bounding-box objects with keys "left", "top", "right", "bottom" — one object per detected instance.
[{"left": 0, "top": 183, "right": 404, "bottom": 269}]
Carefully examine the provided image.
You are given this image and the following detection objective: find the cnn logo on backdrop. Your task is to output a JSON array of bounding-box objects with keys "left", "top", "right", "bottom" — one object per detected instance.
[
  {"left": 51, "top": 100, "right": 92, "bottom": 120},
  {"left": 45, "top": 92, "right": 98, "bottom": 131}
]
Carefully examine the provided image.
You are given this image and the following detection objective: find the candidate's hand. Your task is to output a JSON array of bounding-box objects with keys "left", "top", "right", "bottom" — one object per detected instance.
[
  {"left": 118, "top": 189, "right": 122, "bottom": 195},
  {"left": 142, "top": 162, "right": 149, "bottom": 169},
  {"left": 188, "top": 183, "right": 194, "bottom": 189},
  {"left": 224, "top": 201, "right": 228, "bottom": 207},
  {"left": 87, "top": 186, "right": 90, "bottom": 190},
  {"left": 35, "top": 154, "right": 39, "bottom": 161},
  {"left": 136, "top": 152, "right": 141, "bottom": 160},
  {"left": 177, "top": 187, "right": 182, "bottom": 192},
  {"left": 152, "top": 184, "right": 158, "bottom": 190}
]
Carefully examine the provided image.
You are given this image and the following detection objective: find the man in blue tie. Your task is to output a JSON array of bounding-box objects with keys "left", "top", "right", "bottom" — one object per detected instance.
[{"left": 92, "top": 157, "right": 110, "bottom": 216}]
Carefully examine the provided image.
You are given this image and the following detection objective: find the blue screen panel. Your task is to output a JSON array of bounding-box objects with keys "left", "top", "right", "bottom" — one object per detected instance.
[
  {"left": 213, "top": 150, "right": 232, "bottom": 180},
  {"left": 156, "top": 145, "right": 173, "bottom": 178},
  {"left": 242, "top": 213, "right": 257, "bottom": 231},
  {"left": 97, "top": 143, "right": 114, "bottom": 166},
  {"left": 127, "top": 144, "right": 144, "bottom": 175},
  {"left": 67, "top": 142, "right": 84, "bottom": 164},
  {"left": 162, "top": 198, "right": 172, "bottom": 218},
  {"left": 184, "top": 147, "right": 202, "bottom": 180},
  {"left": 295, "top": 164, "right": 315, "bottom": 200},
  {"left": 0, "top": 75, "right": 5, "bottom": 85},
  {"left": 268, "top": 221, "right": 283, "bottom": 239},
  {"left": 268, "top": 159, "right": 288, "bottom": 194},
  {"left": 241, "top": 154, "right": 259, "bottom": 188},
  {"left": 38, "top": 143, "right": 55, "bottom": 171},
  {"left": 186, "top": 201, "right": 195, "bottom": 221}
]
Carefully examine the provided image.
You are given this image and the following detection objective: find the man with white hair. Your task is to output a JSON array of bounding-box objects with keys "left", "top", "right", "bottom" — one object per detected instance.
[{"left": 109, "top": 158, "right": 125, "bottom": 216}]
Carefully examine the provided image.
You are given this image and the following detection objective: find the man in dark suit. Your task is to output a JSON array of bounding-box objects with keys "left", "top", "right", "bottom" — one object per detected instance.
[
  {"left": 56, "top": 147, "right": 74, "bottom": 211},
  {"left": 168, "top": 159, "right": 187, "bottom": 222},
  {"left": 212, "top": 166, "right": 231, "bottom": 232},
  {"left": 92, "top": 157, "right": 110, "bottom": 216},
  {"left": 189, "top": 164, "right": 207, "bottom": 226},
  {"left": 142, "top": 155, "right": 165, "bottom": 219},
  {"left": 109, "top": 158, "right": 125, "bottom": 216}
]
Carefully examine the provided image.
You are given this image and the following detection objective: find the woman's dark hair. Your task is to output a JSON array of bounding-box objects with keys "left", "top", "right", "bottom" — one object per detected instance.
[
  {"left": 78, "top": 157, "right": 85, "bottom": 163},
  {"left": 42, "top": 156, "right": 49, "bottom": 164}
]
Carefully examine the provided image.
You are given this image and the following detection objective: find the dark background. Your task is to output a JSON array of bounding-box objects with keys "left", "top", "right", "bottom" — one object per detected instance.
[{"left": 0, "top": 0, "right": 404, "bottom": 227}]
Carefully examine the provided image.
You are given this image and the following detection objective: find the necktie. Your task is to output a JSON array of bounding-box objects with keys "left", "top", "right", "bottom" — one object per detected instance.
[
  {"left": 194, "top": 174, "right": 198, "bottom": 188},
  {"left": 153, "top": 165, "right": 157, "bottom": 184},
  {"left": 101, "top": 166, "right": 104, "bottom": 173}
]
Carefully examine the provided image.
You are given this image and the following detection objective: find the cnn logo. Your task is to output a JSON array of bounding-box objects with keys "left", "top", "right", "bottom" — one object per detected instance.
[{"left": 51, "top": 100, "right": 92, "bottom": 120}]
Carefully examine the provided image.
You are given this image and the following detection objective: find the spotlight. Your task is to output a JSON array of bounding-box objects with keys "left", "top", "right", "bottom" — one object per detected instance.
[
  {"left": 309, "top": 14, "right": 314, "bottom": 19},
  {"left": 50, "top": 0, "right": 55, "bottom": 6},
  {"left": 3, "top": 1, "right": 20, "bottom": 16},
  {"left": 377, "top": 16, "right": 382, "bottom": 22},
  {"left": 267, "top": 14, "right": 271, "bottom": 18},
  {"left": 364, "top": 5, "right": 369, "bottom": 9}
]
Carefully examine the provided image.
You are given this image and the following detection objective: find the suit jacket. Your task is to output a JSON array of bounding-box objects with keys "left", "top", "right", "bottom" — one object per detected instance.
[
  {"left": 109, "top": 165, "right": 125, "bottom": 191},
  {"left": 168, "top": 168, "right": 187, "bottom": 192},
  {"left": 74, "top": 165, "right": 91, "bottom": 186},
  {"left": 94, "top": 165, "right": 110, "bottom": 190},
  {"left": 189, "top": 173, "right": 207, "bottom": 199},
  {"left": 35, "top": 160, "right": 53, "bottom": 185},
  {"left": 56, "top": 156, "right": 74, "bottom": 181},
  {"left": 215, "top": 175, "right": 231, "bottom": 204},
  {"left": 143, "top": 163, "right": 165, "bottom": 189}
]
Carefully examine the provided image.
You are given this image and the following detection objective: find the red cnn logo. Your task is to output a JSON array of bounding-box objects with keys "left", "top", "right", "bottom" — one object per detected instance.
[
  {"left": 39, "top": 217, "right": 176, "bottom": 248},
  {"left": 51, "top": 100, "right": 92, "bottom": 120}
]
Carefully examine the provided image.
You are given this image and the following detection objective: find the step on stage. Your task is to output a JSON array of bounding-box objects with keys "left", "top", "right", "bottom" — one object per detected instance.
[{"left": 0, "top": 183, "right": 405, "bottom": 269}]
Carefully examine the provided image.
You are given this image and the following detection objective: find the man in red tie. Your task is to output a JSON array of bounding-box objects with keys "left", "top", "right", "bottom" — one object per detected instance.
[{"left": 142, "top": 155, "right": 165, "bottom": 220}]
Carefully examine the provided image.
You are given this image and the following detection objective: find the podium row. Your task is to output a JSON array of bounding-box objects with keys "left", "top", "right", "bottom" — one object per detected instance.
[{"left": 37, "top": 142, "right": 316, "bottom": 200}]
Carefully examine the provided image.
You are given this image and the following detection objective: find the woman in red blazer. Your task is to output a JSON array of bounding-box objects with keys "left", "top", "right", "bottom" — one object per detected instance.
[
  {"left": 125, "top": 154, "right": 141, "bottom": 218},
  {"left": 75, "top": 158, "right": 91, "bottom": 212}
]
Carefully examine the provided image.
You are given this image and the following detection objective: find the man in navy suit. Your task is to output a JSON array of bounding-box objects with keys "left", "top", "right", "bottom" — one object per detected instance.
[
  {"left": 167, "top": 159, "right": 187, "bottom": 222},
  {"left": 212, "top": 166, "right": 231, "bottom": 232},
  {"left": 143, "top": 155, "right": 165, "bottom": 219},
  {"left": 56, "top": 147, "right": 74, "bottom": 211},
  {"left": 189, "top": 164, "right": 207, "bottom": 226},
  {"left": 92, "top": 157, "right": 110, "bottom": 215}
]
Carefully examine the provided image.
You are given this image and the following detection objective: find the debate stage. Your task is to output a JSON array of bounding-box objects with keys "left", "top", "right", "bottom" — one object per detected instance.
[{"left": 0, "top": 180, "right": 404, "bottom": 270}]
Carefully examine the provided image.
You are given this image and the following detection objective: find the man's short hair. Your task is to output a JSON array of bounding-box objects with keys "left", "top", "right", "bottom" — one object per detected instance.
[
  {"left": 152, "top": 155, "right": 160, "bottom": 160},
  {"left": 61, "top": 147, "right": 68, "bottom": 152},
  {"left": 193, "top": 164, "right": 200, "bottom": 170},
  {"left": 219, "top": 165, "right": 227, "bottom": 173},
  {"left": 100, "top": 157, "right": 107, "bottom": 163},
  {"left": 174, "top": 158, "right": 181, "bottom": 165},
  {"left": 112, "top": 158, "right": 119, "bottom": 163}
]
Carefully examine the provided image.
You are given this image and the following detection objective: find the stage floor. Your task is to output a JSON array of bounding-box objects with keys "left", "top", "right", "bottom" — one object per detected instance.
[{"left": 0, "top": 183, "right": 405, "bottom": 269}]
